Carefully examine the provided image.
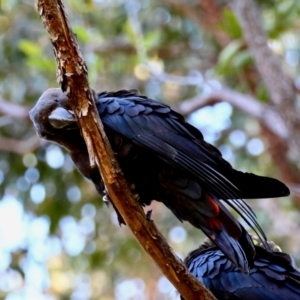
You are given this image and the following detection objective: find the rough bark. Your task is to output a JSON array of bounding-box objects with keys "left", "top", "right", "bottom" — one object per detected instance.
[{"left": 36, "top": 0, "right": 215, "bottom": 299}]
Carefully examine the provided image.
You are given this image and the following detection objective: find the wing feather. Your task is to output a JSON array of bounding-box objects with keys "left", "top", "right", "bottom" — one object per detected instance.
[{"left": 97, "top": 93, "right": 288, "bottom": 245}]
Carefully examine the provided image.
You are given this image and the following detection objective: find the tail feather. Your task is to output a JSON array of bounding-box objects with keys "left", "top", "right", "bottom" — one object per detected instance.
[
  {"left": 233, "top": 171, "right": 290, "bottom": 199},
  {"left": 167, "top": 181, "right": 259, "bottom": 273},
  {"left": 188, "top": 193, "right": 256, "bottom": 273},
  {"left": 208, "top": 227, "right": 251, "bottom": 273},
  {"left": 210, "top": 194, "right": 269, "bottom": 256},
  {"left": 238, "top": 227, "right": 257, "bottom": 265}
]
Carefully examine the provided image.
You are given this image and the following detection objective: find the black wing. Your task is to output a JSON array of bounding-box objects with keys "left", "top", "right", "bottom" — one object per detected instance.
[
  {"left": 97, "top": 91, "right": 289, "bottom": 201},
  {"left": 96, "top": 91, "right": 289, "bottom": 239}
]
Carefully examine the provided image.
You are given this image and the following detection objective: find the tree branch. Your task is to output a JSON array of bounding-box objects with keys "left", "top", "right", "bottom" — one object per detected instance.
[
  {"left": 0, "top": 96, "right": 30, "bottom": 120},
  {"left": 260, "top": 124, "right": 300, "bottom": 208},
  {"left": 174, "top": 88, "right": 288, "bottom": 139},
  {"left": 198, "top": 0, "right": 231, "bottom": 46},
  {"left": 0, "top": 135, "right": 41, "bottom": 154},
  {"left": 165, "top": 0, "right": 230, "bottom": 46},
  {"left": 227, "top": 0, "right": 300, "bottom": 160},
  {"left": 0, "top": 96, "right": 41, "bottom": 153},
  {"left": 93, "top": 36, "right": 203, "bottom": 61},
  {"left": 36, "top": 1, "right": 215, "bottom": 299}
]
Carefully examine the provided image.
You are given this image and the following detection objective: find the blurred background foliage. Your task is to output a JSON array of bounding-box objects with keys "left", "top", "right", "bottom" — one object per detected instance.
[{"left": 0, "top": 0, "right": 300, "bottom": 299}]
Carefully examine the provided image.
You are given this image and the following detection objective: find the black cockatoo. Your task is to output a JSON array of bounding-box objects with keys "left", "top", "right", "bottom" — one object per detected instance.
[
  {"left": 29, "top": 88, "right": 289, "bottom": 272},
  {"left": 184, "top": 238, "right": 300, "bottom": 300}
]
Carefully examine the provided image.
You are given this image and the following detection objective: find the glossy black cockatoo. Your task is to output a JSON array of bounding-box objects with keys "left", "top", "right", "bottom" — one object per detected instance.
[
  {"left": 29, "top": 88, "right": 289, "bottom": 272},
  {"left": 184, "top": 238, "right": 300, "bottom": 300}
]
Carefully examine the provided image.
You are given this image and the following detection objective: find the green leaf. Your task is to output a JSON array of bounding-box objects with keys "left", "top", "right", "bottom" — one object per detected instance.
[
  {"left": 232, "top": 50, "right": 253, "bottom": 69},
  {"left": 221, "top": 8, "right": 242, "bottom": 39},
  {"left": 123, "top": 20, "right": 137, "bottom": 45},
  {"left": 216, "top": 40, "right": 243, "bottom": 74},
  {"left": 278, "top": 0, "right": 294, "bottom": 15},
  {"left": 26, "top": 57, "right": 55, "bottom": 71},
  {"left": 19, "top": 40, "right": 41, "bottom": 56},
  {"left": 74, "top": 26, "right": 90, "bottom": 43},
  {"left": 144, "top": 30, "right": 161, "bottom": 49}
]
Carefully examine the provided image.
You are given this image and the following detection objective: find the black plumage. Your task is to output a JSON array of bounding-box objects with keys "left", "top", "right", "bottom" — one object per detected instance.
[
  {"left": 184, "top": 239, "right": 300, "bottom": 300},
  {"left": 29, "top": 88, "right": 289, "bottom": 272}
]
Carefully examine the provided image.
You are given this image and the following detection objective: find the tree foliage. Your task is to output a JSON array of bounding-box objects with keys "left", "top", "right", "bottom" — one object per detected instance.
[{"left": 0, "top": 0, "right": 299, "bottom": 299}]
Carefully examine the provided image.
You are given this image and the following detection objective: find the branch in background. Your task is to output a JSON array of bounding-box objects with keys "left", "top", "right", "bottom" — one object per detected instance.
[
  {"left": 174, "top": 88, "right": 288, "bottom": 139},
  {"left": 0, "top": 116, "right": 16, "bottom": 127},
  {"left": 93, "top": 36, "right": 205, "bottom": 62},
  {"left": 260, "top": 124, "right": 300, "bottom": 208},
  {"left": 125, "top": 0, "right": 147, "bottom": 62},
  {"left": 0, "top": 97, "right": 40, "bottom": 153},
  {"left": 94, "top": 36, "right": 135, "bottom": 54},
  {"left": 36, "top": 0, "right": 215, "bottom": 299},
  {"left": 165, "top": 0, "right": 230, "bottom": 47},
  {"left": 0, "top": 96, "right": 30, "bottom": 120},
  {"left": 198, "top": 0, "right": 230, "bottom": 46},
  {"left": 0, "top": 135, "right": 41, "bottom": 154},
  {"left": 227, "top": 0, "right": 294, "bottom": 107},
  {"left": 228, "top": 0, "right": 300, "bottom": 160}
]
